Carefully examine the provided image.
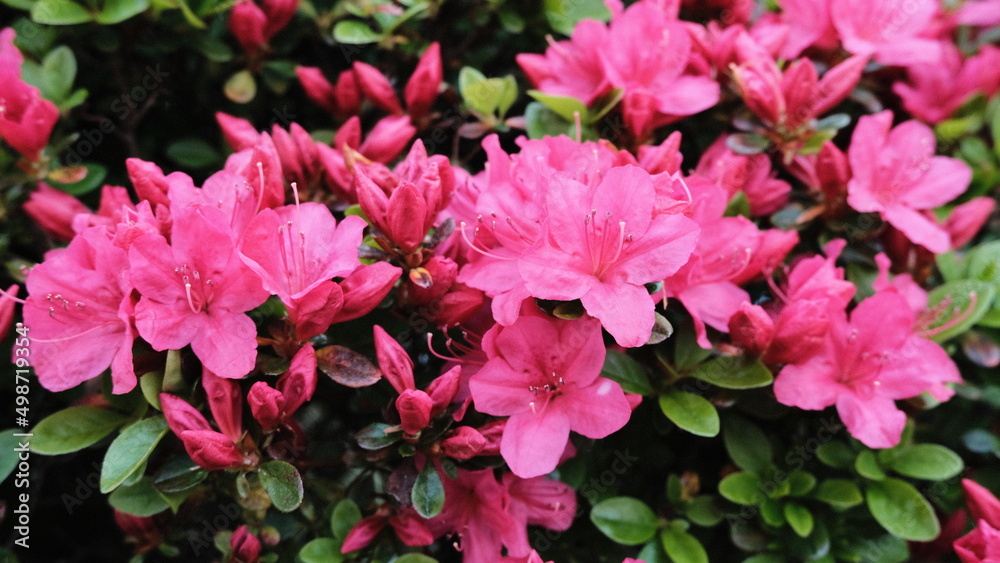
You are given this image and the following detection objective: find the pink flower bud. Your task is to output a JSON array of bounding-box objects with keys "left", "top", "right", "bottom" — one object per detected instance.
[
  {"left": 22, "top": 183, "right": 89, "bottom": 242},
  {"left": 295, "top": 66, "right": 340, "bottom": 116},
  {"left": 340, "top": 515, "right": 386, "bottom": 554},
  {"left": 216, "top": 112, "right": 260, "bottom": 151},
  {"left": 396, "top": 389, "right": 433, "bottom": 434},
  {"left": 248, "top": 382, "right": 283, "bottom": 432},
  {"left": 440, "top": 426, "right": 486, "bottom": 460},
  {"left": 352, "top": 61, "right": 403, "bottom": 114},
  {"left": 945, "top": 197, "right": 995, "bottom": 249},
  {"left": 360, "top": 115, "right": 416, "bottom": 164},
  {"left": 404, "top": 42, "right": 442, "bottom": 120},
  {"left": 964, "top": 479, "right": 1000, "bottom": 529},
  {"left": 0, "top": 80, "right": 59, "bottom": 161},
  {"left": 386, "top": 182, "right": 428, "bottom": 253},
  {"left": 180, "top": 429, "right": 248, "bottom": 470},
  {"left": 335, "top": 70, "right": 363, "bottom": 117},
  {"left": 0, "top": 284, "right": 18, "bottom": 343},
  {"left": 427, "top": 365, "right": 461, "bottom": 416},
  {"left": 260, "top": 0, "right": 297, "bottom": 41},
  {"left": 228, "top": 1, "right": 267, "bottom": 57},
  {"left": 126, "top": 158, "right": 172, "bottom": 208},
  {"left": 388, "top": 508, "right": 434, "bottom": 546},
  {"left": 270, "top": 125, "right": 304, "bottom": 187},
  {"left": 160, "top": 393, "right": 213, "bottom": 435},
  {"left": 373, "top": 325, "right": 415, "bottom": 393},
  {"left": 333, "top": 262, "right": 401, "bottom": 323},
  {"left": 477, "top": 419, "right": 506, "bottom": 456},
  {"left": 277, "top": 343, "right": 317, "bottom": 415},
  {"left": 728, "top": 303, "right": 774, "bottom": 357},
  {"left": 229, "top": 525, "right": 262, "bottom": 563},
  {"left": 202, "top": 369, "right": 244, "bottom": 441}
]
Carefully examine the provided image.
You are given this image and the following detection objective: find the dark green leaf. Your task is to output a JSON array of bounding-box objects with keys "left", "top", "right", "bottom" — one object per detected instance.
[
  {"left": 787, "top": 471, "right": 816, "bottom": 496},
  {"left": 100, "top": 416, "right": 169, "bottom": 493},
  {"left": 50, "top": 163, "right": 107, "bottom": 196},
  {"left": 31, "top": 406, "right": 127, "bottom": 455},
  {"left": 298, "top": 538, "right": 344, "bottom": 563},
  {"left": 866, "top": 478, "right": 939, "bottom": 541},
  {"left": 887, "top": 444, "right": 963, "bottom": 480},
  {"left": 330, "top": 499, "right": 361, "bottom": 540},
  {"left": 258, "top": 460, "right": 303, "bottom": 512},
  {"left": 854, "top": 450, "right": 886, "bottom": 481},
  {"left": 41, "top": 46, "right": 76, "bottom": 101},
  {"left": 722, "top": 415, "right": 772, "bottom": 475},
  {"left": 108, "top": 477, "right": 169, "bottom": 517},
  {"left": 96, "top": 0, "right": 149, "bottom": 24},
  {"left": 816, "top": 441, "right": 855, "bottom": 469},
  {"left": 356, "top": 423, "right": 401, "bottom": 450},
  {"left": 660, "top": 526, "right": 708, "bottom": 563},
  {"left": 813, "top": 479, "right": 863, "bottom": 510},
  {"left": 152, "top": 457, "right": 208, "bottom": 493},
  {"left": 167, "top": 138, "right": 221, "bottom": 169},
  {"left": 601, "top": 350, "right": 653, "bottom": 395},
  {"left": 689, "top": 357, "right": 773, "bottom": 390},
  {"left": 590, "top": 497, "right": 659, "bottom": 545},
  {"left": 718, "top": 472, "right": 762, "bottom": 506},
  {"left": 31, "top": 0, "right": 93, "bottom": 25},
  {"left": 659, "top": 391, "right": 719, "bottom": 437},
  {"left": 412, "top": 463, "right": 445, "bottom": 518},
  {"left": 0, "top": 430, "right": 21, "bottom": 483},
  {"left": 685, "top": 496, "right": 724, "bottom": 527}
]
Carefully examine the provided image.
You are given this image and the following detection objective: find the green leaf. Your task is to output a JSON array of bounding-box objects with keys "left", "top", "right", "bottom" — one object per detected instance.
[
  {"left": 722, "top": 415, "right": 772, "bottom": 475},
  {"left": 718, "top": 472, "right": 762, "bottom": 506},
  {"left": 543, "top": 0, "right": 610, "bottom": 35},
  {"left": 726, "top": 133, "right": 770, "bottom": 155},
  {"left": 968, "top": 240, "right": 1000, "bottom": 283},
  {"left": 924, "top": 280, "right": 996, "bottom": 341},
  {"left": 936, "top": 251, "right": 968, "bottom": 283},
  {"left": 788, "top": 471, "right": 816, "bottom": 496},
  {"left": 816, "top": 441, "right": 855, "bottom": 469},
  {"left": 685, "top": 496, "right": 724, "bottom": 527},
  {"left": 41, "top": 46, "right": 76, "bottom": 101},
  {"left": 659, "top": 391, "right": 719, "bottom": 437},
  {"left": 866, "top": 478, "right": 940, "bottom": 541},
  {"left": 356, "top": 422, "right": 401, "bottom": 450},
  {"left": 457, "top": 66, "right": 487, "bottom": 101},
  {"left": 166, "top": 138, "right": 222, "bottom": 169},
  {"left": 527, "top": 90, "right": 588, "bottom": 122},
  {"left": 590, "top": 497, "right": 659, "bottom": 545},
  {"left": 394, "top": 555, "right": 438, "bottom": 563},
  {"left": 49, "top": 163, "right": 107, "bottom": 196},
  {"left": 689, "top": 357, "right": 773, "bottom": 390},
  {"left": 496, "top": 75, "right": 518, "bottom": 118},
  {"left": 855, "top": 450, "right": 886, "bottom": 481},
  {"left": 463, "top": 77, "right": 509, "bottom": 116},
  {"left": 813, "top": 479, "right": 863, "bottom": 510},
  {"left": 108, "top": 477, "right": 169, "bottom": 516},
  {"left": 412, "top": 463, "right": 445, "bottom": 518},
  {"left": 258, "top": 460, "right": 303, "bottom": 512},
  {"left": 886, "top": 444, "right": 963, "bottom": 480},
  {"left": 783, "top": 503, "right": 813, "bottom": 537},
  {"left": 1, "top": 0, "right": 33, "bottom": 9},
  {"left": 96, "top": 0, "right": 149, "bottom": 24},
  {"left": 330, "top": 499, "right": 362, "bottom": 540},
  {"left": 332, "top": 20, "right": 383, "bottom": 44},
  {"left": 601, "top": 350, "right": 654, "bottom": 395},
  {"left": 152, "top": 457, "right": 208, "bottom": 493},
  {"left": 524, "top": 102, "right": 574, "bottom": 140},
  {"left": 30, "top": 406, "right": 127, "bottom": 455},
  {"left": 660, "top": 526, "right": 708, "bottom": 563},
  {"left": 100, "top": 416, "right": 169, "bottom": 493},
  {"left": 223, "top": 70, "right": 257, "bottom": 104},
  {"left": 0, "top": 430, "right": 21, "bottom": 483},
  {"left": 31, "top": 0, "right": 93, "bottom": 24},
  {"left": 298, "top": 538, "right": 344, "bottom": 563},
  {"left": 140, "top": 371, "right": 163, "bottom": 410}
]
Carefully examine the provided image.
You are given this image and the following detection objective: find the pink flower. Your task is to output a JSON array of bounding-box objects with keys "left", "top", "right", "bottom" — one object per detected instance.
[
  {"left": 340, "top": 506, "right": 433, "bottom": 553},
  {"left": 503, "top": 472, "right": 576, "bottom": 554},
  {"left": 694, "top": 136, "right": 791, "bottom": 216},
  {"left": 776, "top": 0, "right": 839, "bottom": 58},
  {"left": 599, "top": 2, "right": 720, "bottom": 138},
  {"left": 24, "top": 228, "right": 137, "bottom": 393},
  {"left": 773, "top": 289, "right": 961, "bottom": 448},
  {"left": 519, "top": 165, "right": 699, "bottom": 347},
  {"left": 0, "top": 29, "right": 59, "bottom": 161},
  {"left": 239, "top": 203, "right": 364, "bottom": 340},
  {"left": 894, "top": 44, "right": 1000, "bottom": 124},
  {"left": 956, "top": 0, "right": 1000, "bottom": 27},
  {"left": 469, "top": 314, "right": 630, "bottom": 477},
  {"left": 517, "top": 20, "right": 611, "bottom": 106},
  {"left": 130, "top": 205, "right": 269, "bottom": 379},
  {"left": 0, "top": 284, "right": 17, "bottom": 342},
  {"left": 787, "top": 141, "right": 850, "bottom": 207},
  {"left": 830, "top": 0, "right": 942, "bottom": 66},
  {"left": 955, "top": 479, "right": 1000, "bottom": 562},
  {"left": 427, "top": 468, "right": 520, "bottom": 560},
  {"left": 846, "top": 111, "right": 972, "bottom": 253},
  {"left": 22, "top": 183, "right": 90, "bottom": 242},
  {"left": 945, "top": 197, "right": 995, "bottom": 249}
]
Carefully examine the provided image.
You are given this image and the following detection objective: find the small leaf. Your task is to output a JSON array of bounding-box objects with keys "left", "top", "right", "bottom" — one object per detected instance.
[
  {"left": 394, "top": 555, "right": 438, "bottom": 563},
  {"left": 330, "top": 499, "right": 361, "bottom": 540},
  {"left": 166, "top": 138, "right": 221, "bottom": 169},
  {"left": 866, "top": 478, "right": 940, "bottom": 541},
  {"left": 152, "top": 457, "right": 208, "bottom": 493},
  {"left": 496, "top": 75, "right": 518, "bottom": 118},
  {"left": 356, "top": 423, "right": 401, "bottom": 450},
  {"left": 31, "top": 406, "right": 127, "bottom": 455},
  {"left": 31, "top": 0, "right": 93, "bottom": 25},
  {"left": 298, "top": 538, "right": 344, "bottom": 563},
  {"left": 140, "top": 371, "right": 163, "bottom": 410},
  {"left": 788, "top": 471, "right": 816, "bottom": 496},
  {"left": 0, "top": 430, "right": 21, "bottom": 483},
  {"left": 41, "top": 46, "right": 76, "bottom": 101},
  {"left": 49, "top": 163, "right": 106, "bottom": 196},
  {"left": 317, "top": 345, "right": 382, "bottom": 388},
  {"left": 783, "top": 503, "right": 813, "bottom": 537},
  {"left": 816, "top": 441, "right": 855, "bottom": 469},
  {"left": 524, "top": 102, "right": 574, "bottom": 140},
  {"left": 224, "top": 70, "right": 257, "bottom": 104},
  {"left": 527, "top": 90, "right": 588, "bottom": 122},
  {"left": 726, "top": 133, "right": 770, "bottom": 155},
  {"left": 660, "top": 526, "right": 709, "bottom": 563},
  {"left": 543, "top": 0, "right": 610, "bottom": 35},
  {"left": 411, "top": 463, "right": 445, "bottom": 518},
  {"left": 108, "top": 477, "right": 169, "bottom": 517},
  {"left": 601, "top": 350, "right": 653, "bottom": 396},
  {"left": 100, "top": 416, "right": 169, "bottom": 493},
  {"left": 718, "top": 472, "right": 762, "bottom": 506},
  {"left": 689, "top": 357, "right": 773, "bottom": 390},
  {"left": 332, "top": 20, "right": 383, "bottom": 44},
  {"left": 659, "top": 391, "right": 719, "bottom": 437},
  {"left": 854, "top": 450, "right": 886, "bottom": 481},
  {"left": 258, "top": 460, "right": 304, "bottom": 512},
  {"left": 685, "top": 496, "right": 724, "bottom": 527},
  {"left": 886, "top": 444, "right": 963, "bottom": 480},
  {"left": 813, "top": 479, "right": 863, "bottom": 510},
  {"left": 722, "top": 414, "right": 772, "bottom": 475},
  {"left": 590, "top": 497, "right": 659, "bottom": 545},
  {"left": 96, "top": 0, "right": 150, "bottom": 24}
]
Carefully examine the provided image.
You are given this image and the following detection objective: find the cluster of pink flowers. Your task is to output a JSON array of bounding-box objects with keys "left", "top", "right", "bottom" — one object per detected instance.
[{"left": 6, "top": 0, "right": 1000, "bottom": 559}]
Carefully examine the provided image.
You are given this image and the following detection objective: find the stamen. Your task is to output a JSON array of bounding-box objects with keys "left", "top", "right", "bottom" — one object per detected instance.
[
  {"left": 255, "top": 161, "right": 265, "bottom": 213},
  {"left": 459, "top": 222, "right": 514, "bottom": 261}
]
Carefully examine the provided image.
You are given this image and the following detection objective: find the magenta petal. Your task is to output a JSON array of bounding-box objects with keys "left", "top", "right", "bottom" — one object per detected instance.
[
  {"left": 773, "top": 354, "right": 840, "bottom": 411},
  {"left": 190, "top": 313, "right": 259, "bottom": 379},
  {"left": 562, "top": 378, "right": 631, "bottom": 439},
  {"left": 501, "top": 411, "right": 571, "bottom": 478},
  {"left": 134, "top": 299, "right": 200, "bottom": 351},
  {"left": 898, "top": 156, "right": 972, "bottom": 210},
  {"left": 580, "top": 281, "right": 654, "bottom": 348},
  {"left": 882, "top": 205, "right": 951, "bottom": 253},
  {"left": 835, "top": 393, "right": 906, "bottom": 449}
]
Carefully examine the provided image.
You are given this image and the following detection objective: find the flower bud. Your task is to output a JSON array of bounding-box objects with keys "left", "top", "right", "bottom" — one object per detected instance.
[
  {"left": 396, "top": 389, "right": 433, "bottom": 434},
  {"left": 440, "top": 426, "right": 486, "bottom": 460}
]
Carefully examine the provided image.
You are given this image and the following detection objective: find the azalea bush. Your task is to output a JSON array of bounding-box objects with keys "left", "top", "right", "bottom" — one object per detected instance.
[{"left": 3, "top": 0, "right": 1000, "bottom": 561}]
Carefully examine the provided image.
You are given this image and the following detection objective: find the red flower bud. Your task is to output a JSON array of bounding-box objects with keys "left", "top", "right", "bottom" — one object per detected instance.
[
  {"left": 229, "top": 525, "right": 262, "bottom": 563},
  {"left": 228, "top": 1, "right": 267, "bottom": 57},
  {"left": 335, "top": 70, "right": 363, "bottom": 117},
  {"left": 22, "top": 183, "right": 89, "bottom": 242},
  {"left": 126, "top": 158, "right": 172, "bottom": 208},
  {"left": 440, "top": 426, "right": 486, "bottom": 460},
  {"left": 388, "top": 508, "right": 434, "bottom": 546},
  {"left": 964, "top": 479, "right": 1000, "bottom": 529},
  {"left": 404, "top": 42, "right": 442, "bottom": 120},
  {"left": 248, "top": 382, "right": 284, "bottom": 432},
  {"left": 160, "top": 393, "right": 212, "bottom": 435},
  {"left": 202, "top": 369, "right": 244, "bottom": 441},
  {"left": 277, "top": 343, "right": 317, "bottom": 415},
  {"left": 216, "top": 112, "right": 260, "bottom": 151},
  {"left": 352, "top": 61, "right": 403, "bottom": 114},
  {"left": 427, "top": 365, "right": 461, "bottom": 416},
  {"left": 359, "top": 115, "right": 416, "bottom": 163},
  {"left": 180, "top": 429, "right": 248, "bottom": 470},
  {"left": 333, "top": 262, "right": 402, "bottom": 324},
  {"left": 0, "top": 284, "right": 18, "bottom": 343},
  {"left": 340, "top": 515, "right": 386, "bottom": 554},
  {"left": 295, "top": 66, "right": 340, "bottom": 117},
  {"left": 396, "top": 389, "right": 433, "bottom": 434},
  {"left": 728, "top": 302, "right": 774, "bottom": 357},
  {"left": 945, "top": 197, "right": 995, "bottom": 249}
]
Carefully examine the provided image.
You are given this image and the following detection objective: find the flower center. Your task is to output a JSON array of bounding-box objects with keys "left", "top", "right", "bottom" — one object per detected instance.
[
  {"left": 174, "top": 264, "right": 214, "bottom": 314},
  {"left": 583, "top": 209, "right": 630, "bottom": 278},
  {"left": 527, "top": 371, "right": 566, "bottom": 414}
]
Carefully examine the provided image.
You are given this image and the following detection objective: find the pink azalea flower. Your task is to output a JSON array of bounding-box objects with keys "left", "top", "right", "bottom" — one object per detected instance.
[
  {"left": 773, "top": 289, "right": 961, "bottom": 448},
  {"left": 503, "top": 472, "right": 577, "bottom": 555},
  {"left": 846, "top": 111, "right": 972, "bottom": 253},
  {"left": 599, "top": 1, "right": 720, "bottom": 138},
  {"left": 517, "top": 19, "right": 611, "bottom": 106},
  {"left": 469, "top": 314, "right": 631, "bottom": 477},
  {"left": 894, "top": 44, "right": 1000, "bottom": 124},
  {"left": 129, "top": 205, "right": 269, "bottom": 379},
  {"left": 239, "top": 203, "right": 364, "bottom": 339},
  {"left": 23, "top": 228, "right": 137, "bottom": 393},
  {"left": 427, "top": 468, "right": 522, "bottom": 561},
  {"left": 776, "top": 0, "right": 839, "bottom": 58},
  {"left": 295, "top": 66, "right": 361, "bottom": 120},
  {"left": 247, "top": 343, "right": 317, "bottom": 431},
  {"left": 0, "top": 29, "right": 59, "bottom": 161},
  {"left": 519, "top": 165, "right": 699, "bottom": 347},
  {"left": 694, "top": 136, "right": 792, "bottom": 216},
  {"left": 830, "top": 0, "right": 942, "bottom": 66},
  {"left": 956, "top": 0, "right": 1000, "bottom": 27}
]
